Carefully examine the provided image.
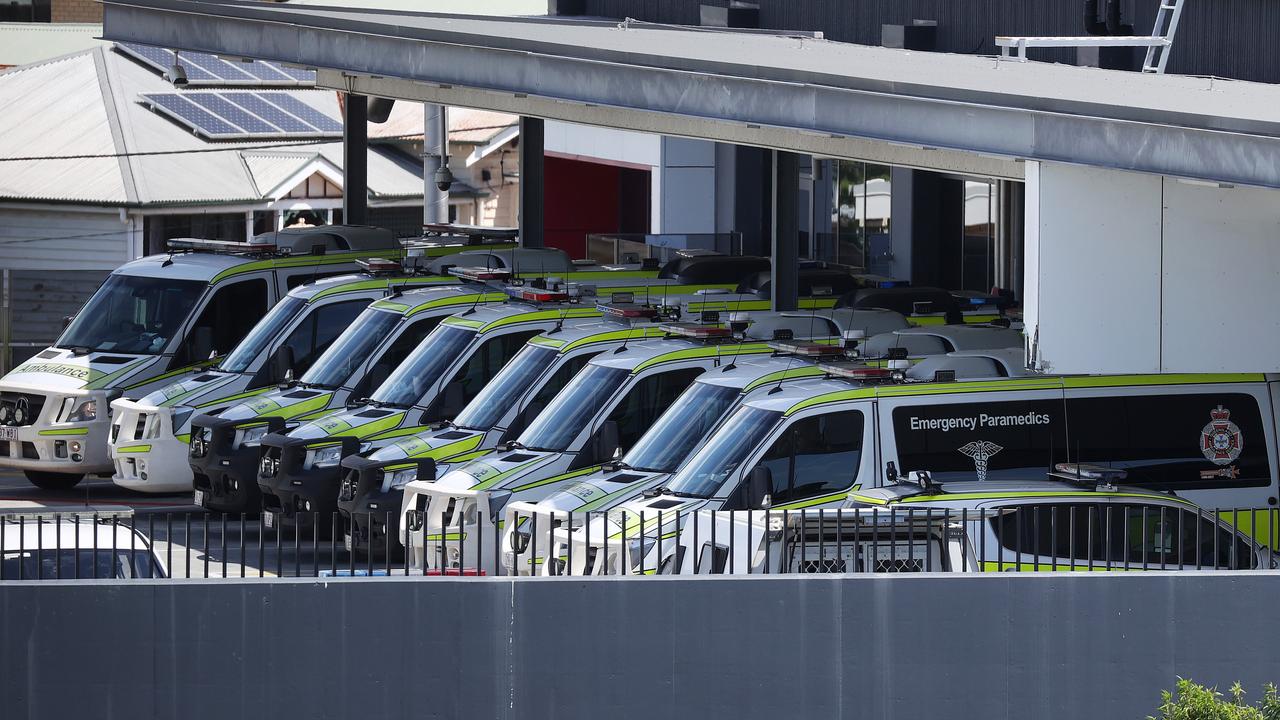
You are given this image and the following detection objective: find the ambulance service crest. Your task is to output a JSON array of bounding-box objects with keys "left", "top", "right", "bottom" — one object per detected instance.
[{"left": 1200, "top": 405, "right": 1242, "bottom": 466}]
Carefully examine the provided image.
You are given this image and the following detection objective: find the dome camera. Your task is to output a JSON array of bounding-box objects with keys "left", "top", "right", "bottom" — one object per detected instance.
[{"left": 434, "top": 167, "right": 455, "bottom": 193}]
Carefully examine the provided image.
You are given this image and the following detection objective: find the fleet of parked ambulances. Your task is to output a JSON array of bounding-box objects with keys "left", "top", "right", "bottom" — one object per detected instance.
[{"left": 4, "top": 225, "right": 1273, "bottom": 577}]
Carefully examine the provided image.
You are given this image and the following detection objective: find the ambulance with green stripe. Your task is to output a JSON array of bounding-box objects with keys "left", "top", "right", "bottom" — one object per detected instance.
[
  {"left": 108, "top": 268, "right": 481, "bottom": 494},
  {"left": 406, "top": 312, "right": 909, "bottom": 573},
  {"left": 334, "top": 312, "right": 703, "bottom": 553},
  {"left": 503, "top": 340, "right": 1024, "bottom": 575},
  {"left": 0, "top": 225, "right": 412, "bottom": 491},
  {"left": 253, "top": 289, "right": 705, "bottom": 530},
  {"left": 342, "top": 308, "right": 909, "bottom": 555},
  {"left": 559, "top": 368, "right": 1280, "bottom": 574}
]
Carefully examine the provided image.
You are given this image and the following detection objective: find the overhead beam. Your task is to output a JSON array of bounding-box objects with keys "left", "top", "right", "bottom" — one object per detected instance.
[{"left": 100, "top": 0, "right": 1280, "bottom": 189}]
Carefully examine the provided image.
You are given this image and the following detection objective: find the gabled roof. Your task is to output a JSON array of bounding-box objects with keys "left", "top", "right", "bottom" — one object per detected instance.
[{"left": 0, "top": 45, "right": 426, "bottom": 207}]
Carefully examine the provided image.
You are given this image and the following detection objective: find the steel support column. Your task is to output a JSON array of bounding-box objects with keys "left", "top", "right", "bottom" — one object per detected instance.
[
  {"left": 771, "top": 150, "right": 799, "bottom": 312},
  {"left": 519, "top": 116, "right": 544, "bottom": 248},
  {"left": 423, "top": 103, "right": 448, "bottom": 224},
  {"left": 342, "top": 93, "right": 368, "bottom": 226}
]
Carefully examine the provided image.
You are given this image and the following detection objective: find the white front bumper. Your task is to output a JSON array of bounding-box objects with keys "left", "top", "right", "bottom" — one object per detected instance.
[
  {"left": 0, "top": 386, "right": 109, "bottom": 474},
  {"left": 108, "top": 398, "right": 193, "bottom": 493}
]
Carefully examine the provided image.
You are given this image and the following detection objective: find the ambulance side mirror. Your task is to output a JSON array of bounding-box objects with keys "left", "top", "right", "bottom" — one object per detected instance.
[
  {"left": 747, "top": 466, "right": 772, "bottom": 510},
  {"left": 593, "top": 420, "right": 620, "bottom": 463},
  {"left": 188, "top": 326, "right": 214, "bottom": 363},
  {"left": 272, "top": 345, "right": 295, "bottom": 383},
  {"left": 439, "top": 381, "right": 465, "bottom": 418}
]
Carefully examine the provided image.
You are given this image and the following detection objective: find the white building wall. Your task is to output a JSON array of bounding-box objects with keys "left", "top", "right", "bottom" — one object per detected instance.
[
  {"left": 1026, "top": 161, "right": 1280, "bottom": 374},
  {"left": 0, "top": 206, "right": 135, "bottom": 271}
]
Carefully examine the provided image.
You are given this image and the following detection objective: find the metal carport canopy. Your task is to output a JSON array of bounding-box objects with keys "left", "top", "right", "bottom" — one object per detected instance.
[{"left": 102, "top": 0, "right": 1280, "bottom": 188}]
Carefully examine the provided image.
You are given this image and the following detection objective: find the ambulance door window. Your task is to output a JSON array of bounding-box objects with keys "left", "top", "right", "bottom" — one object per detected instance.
[
  {"left": 351, "top": 317, "right": 443, "bottom": 399},
  {"left": 784, "top": 411, "right": 864, "bottom": 504},
  {"left": 170, "top": 278, "right": 268, "bottom": 369},
  {"left": 426, "top": 331, "right": 540, "bottom": 421},
  {"left": 1066, "top": 393, "right": 1271, "bottom": 491},
  {"left": 1113, "top": 505, "right": 1257, "bottom": 570},
  {"left": 252, "top": 299, "right": 368, "bottom": 385},
  {"left": 606, "top": 368, "right": 704, "bottom": 451}
]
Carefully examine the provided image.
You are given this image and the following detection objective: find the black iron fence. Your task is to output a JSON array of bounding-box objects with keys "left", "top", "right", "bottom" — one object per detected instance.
[{"left": 0, "top": 505, "right": 1275, "bottom": 580}]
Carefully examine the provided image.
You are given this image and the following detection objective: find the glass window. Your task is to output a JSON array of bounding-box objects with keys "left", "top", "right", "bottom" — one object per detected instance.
[
  {"left": 517, "top": 365, "right": 630, "bottom": 452},
  {"left": 961, "top": 180, "right": 995, "bottom": 292},
  {"left": 300, "top": 309, "right": 402, "bottom": 389},
  {"left": 440, "top": 331, "right": 541, "bottom": 410},
  {"left": 453, "top": 346, "right": 558, "bottom": 431},
  {"left": 218, "top": 296, "right": 306, "bottom": 374},
  {"left": 824, "top": 161, "right": 891, "bottom": 270},
  {"left": 723, "top": 410, "right": 865, "bottom": 508},
  {"left": 988, "top": 504, "right": 1257, "bottom": 569},
  {"left": 607, "top": 368, "right": 704, "bottom": 452},
  {"left": 372, "top": 324, "right": 476, "bottom": 407},
  {"left": 350, "top": 316, "right": 443, "bottom": 399},
  {"left": 1, "top": 549, "right": 162, "bottom": 579},
  {"left": 665, "top": 406, "right": 783, "bottom": 499},
  {"left": 622, "top": 383, "right": 741, "bottom": 473},
  {"left": 255, "top": 299, "right": 368, "bottom": 385},
  {"left": 892, "top": 400, "right": 1067, "bottom": 483},
  {"left": 171, "top": 279, "right": 268, "bottom": 368},
  {"left": 58, "top": 274, "right": 206, "bottom": 355},
  {"left": 1066, "top": 393, "right": 1271, "bottom": 491}
]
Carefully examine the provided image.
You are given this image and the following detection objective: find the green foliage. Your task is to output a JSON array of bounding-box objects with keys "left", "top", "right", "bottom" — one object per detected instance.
[{"left": 1149, "top": 678, "right": 1280, "bottom": 720}]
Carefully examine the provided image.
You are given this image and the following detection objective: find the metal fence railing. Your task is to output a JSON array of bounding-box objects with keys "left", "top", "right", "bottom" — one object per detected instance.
[{"left": 1, "top": 505, "right": 1274, "bottom": 580}]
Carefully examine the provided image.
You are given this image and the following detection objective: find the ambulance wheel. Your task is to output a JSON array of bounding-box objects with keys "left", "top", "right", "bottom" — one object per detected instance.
[{"left": 24, "top": 471, "right": 84, "bottom": 491}]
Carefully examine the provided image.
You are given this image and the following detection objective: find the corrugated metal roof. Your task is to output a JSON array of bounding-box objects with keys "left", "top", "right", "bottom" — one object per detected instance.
[
  {"left": 0, "top": 45, "right": 427, "bottom": 207},
  {"left": 0, "top": 51, "right": 126, "bottom": 203}
]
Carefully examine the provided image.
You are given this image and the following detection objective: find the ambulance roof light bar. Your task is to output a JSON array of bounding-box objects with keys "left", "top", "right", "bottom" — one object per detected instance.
[
  {"left": 506, "top": 286, "right": 570, "bottom": 304},
  {"left": 356, "top": 258, "right": 403, "bottom": 275},
  {"left": 1050, "top": 463, "right": 1128, "bottom": 491},
  {"left": 166, "top": 237, "right": 279, "bottom": 255},
  {"left": 817, "top": 361, "right": 895, "bottom": 381},
  {"left": 596, "top": 302, "right": 659, "bottom": 320},
  {"left": 449, "top": 266, "right": 513, "bottom": 282}
]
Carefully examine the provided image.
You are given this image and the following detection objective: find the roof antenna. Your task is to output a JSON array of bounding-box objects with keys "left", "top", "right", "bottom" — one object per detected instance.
[{"left": 462, "top": 253, "right": 495, "bottom": 316}]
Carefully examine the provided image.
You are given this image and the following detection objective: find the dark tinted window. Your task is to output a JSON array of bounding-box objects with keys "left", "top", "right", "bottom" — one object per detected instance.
[
  {"left": 1, "top": 549, "right": 163, "bottom": 579},
  {"left": 424, "top": 330, "right": 539, "bottom": 422},
  {"left": 607, "top": 368, "right": 704, "bottom": 451},
  {"left": 171, "top": 279, "right": 268, "bottom": 368},
  {"left": 989, "top": 503, "right": 1256, "bottom": 569},
  {"left": 350, "top": 317, "right": 443, "bottom": 399},
  {"left": 253, "top": 299, "right": 369, "bottom": 385},
  {"left": 893, "top": 400, "right": 1066, "bottom": 483},
  {"left": 1066, "top": 393, "right": 1270, "bottom": 490},
  {"left": 725, "top": 410, "right": 864, "bottom": 509}
]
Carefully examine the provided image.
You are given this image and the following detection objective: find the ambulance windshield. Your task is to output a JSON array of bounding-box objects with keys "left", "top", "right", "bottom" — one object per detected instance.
[
  {"left": 665, "top": 406, "right": 782, "bottom": 498},
  {"left": 57, "top": 275, "right": 205, "bottom": 354}
]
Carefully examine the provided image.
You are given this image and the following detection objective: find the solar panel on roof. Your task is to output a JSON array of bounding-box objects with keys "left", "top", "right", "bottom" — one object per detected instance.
[
  {"left": 143, "top": 94, "right": 243, "bottom": 138},
  {"left": 115, "top": 43, "right": 316, "bottom": 86},
  {"left": 141, "top": 91, "right": 343, "bottom": 140},
  {"left": 186, "top": 94, "right": 280, "bottom": 134},
  {"left": 219, "top": 92, "right": 316, "bottom": 134},
  {"left": 261, "top": 94, "right": 343, "bottom": 133}
]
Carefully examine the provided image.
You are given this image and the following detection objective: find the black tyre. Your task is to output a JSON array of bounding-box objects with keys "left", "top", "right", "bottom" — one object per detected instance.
[{"left": 24, "top": 471, "right": 84, "bottom": 491}]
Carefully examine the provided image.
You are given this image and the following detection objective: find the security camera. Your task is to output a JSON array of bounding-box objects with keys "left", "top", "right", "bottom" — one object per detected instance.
[
  {"left": 434, "top": 167, "right": 454, "bottom": 193},
  {"left": 167, "top": 52, "right": 189, "bottom": 87}
]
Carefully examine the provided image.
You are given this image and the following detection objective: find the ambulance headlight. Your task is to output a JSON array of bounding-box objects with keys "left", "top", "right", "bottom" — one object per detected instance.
[
  {"left": 310, "top": 444, "right": 344, "bottom": 469},
  {"left": 388, "top": 467, "right": 417, "bottom": 488},
  {"left": 236, "top": 425, "right": 268, "bottom": 449},
  {"left": 509, "top": 516, "right": 531, "bottom": 553},
  {"left": 66, "top": 399, "right": 97, "bottom": 422}
]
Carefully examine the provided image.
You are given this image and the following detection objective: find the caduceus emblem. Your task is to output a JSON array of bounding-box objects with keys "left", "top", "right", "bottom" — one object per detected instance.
[{"left": 958, "top": 441, "right": 1003, "bottom": 482}]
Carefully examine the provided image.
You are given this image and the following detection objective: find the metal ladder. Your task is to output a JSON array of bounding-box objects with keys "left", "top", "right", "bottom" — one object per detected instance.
[{"left": 1141, "top": 0, "right": 1187, "bottom": 73}]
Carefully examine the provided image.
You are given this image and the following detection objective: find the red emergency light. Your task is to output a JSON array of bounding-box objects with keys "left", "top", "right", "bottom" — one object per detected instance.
[{"left": 660, "top": 322, "right": 733, "bottom": 339}]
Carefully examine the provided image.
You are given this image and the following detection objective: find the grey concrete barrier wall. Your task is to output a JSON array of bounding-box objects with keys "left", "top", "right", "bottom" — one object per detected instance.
[{"left": 2, "top": 573, "right": 1278, "bottom": 720}]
